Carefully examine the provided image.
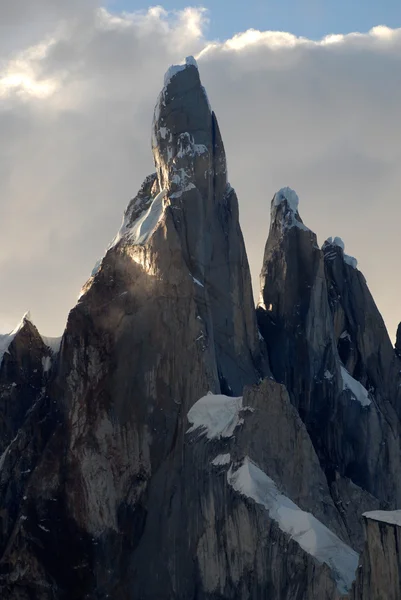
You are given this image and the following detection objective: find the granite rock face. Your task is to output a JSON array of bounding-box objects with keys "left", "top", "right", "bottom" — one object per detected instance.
[{"left": 0, "top": 59, "right": 400, "bottom": 599}]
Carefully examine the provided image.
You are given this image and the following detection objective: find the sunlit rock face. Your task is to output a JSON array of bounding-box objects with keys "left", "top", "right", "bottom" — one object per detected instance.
[{"left": 0, "top": 59, "right": 400, "bottom": 600}]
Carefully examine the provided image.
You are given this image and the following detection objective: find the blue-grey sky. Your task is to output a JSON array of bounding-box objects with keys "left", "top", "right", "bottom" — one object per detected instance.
[{"left": 107, "top": 0, "right": 401, "bottom": 40}]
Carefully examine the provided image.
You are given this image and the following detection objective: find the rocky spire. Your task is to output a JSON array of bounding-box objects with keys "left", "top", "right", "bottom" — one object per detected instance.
[
  {"left": 257, "top": 187, "right": 401, "bottom": 548},
  {"left": 257, "top": 186, "right": 334, "bottom": 411},
  {"left": 151, "top": 57, "right": 225, "bottom": 196},
  {"left": 0, "top": 312, "right": 53, "bottom": 454}
]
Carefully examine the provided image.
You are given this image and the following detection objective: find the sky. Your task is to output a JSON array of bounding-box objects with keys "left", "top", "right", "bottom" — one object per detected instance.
[
  {"left": 0, "top": 1, "right": 400, "bottom": 342},
  {"left": 108, "top": 0, "right": 401, "bottom": 41}
]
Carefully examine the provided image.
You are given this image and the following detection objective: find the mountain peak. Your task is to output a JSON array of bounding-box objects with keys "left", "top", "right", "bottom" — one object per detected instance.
[
  {"left": 163, "top": 56, "right": 199, "bottom": 87},
  {"left": 273, "top": 187, "right": 300, "bottom": 212},
  {"left": 322, "top": 236, "right": 358, "bottom": 269},
  {"left": 152, "top": 56, "right": 219, "bottom": 194},
  {"left": 270, "top": 186, "right": 310, "bottom": 233}
]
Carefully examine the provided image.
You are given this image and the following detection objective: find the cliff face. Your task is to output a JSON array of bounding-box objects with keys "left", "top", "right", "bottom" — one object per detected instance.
[
  {"left": 352, "top": 512, "right": 401, "bottom": 600},
  {"left": 0, "top": 58, "right": 400, "bottom": 600}
]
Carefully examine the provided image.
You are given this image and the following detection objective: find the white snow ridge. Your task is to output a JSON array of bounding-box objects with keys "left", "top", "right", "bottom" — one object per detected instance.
[
  {"left": 187, "top": 393, "right": 251, "bottom": 440},
  {"left": 211, "top": 453, "right": 231, "bottom": 466},
  {"left": 228, "top": 457, "right": 359, "bottom": 594},
  {"left": 110, "top": 189, "right": 167, "bottom": 250},
  {"left": 341, "top": 366, "right": 371, "bottom": 407}
]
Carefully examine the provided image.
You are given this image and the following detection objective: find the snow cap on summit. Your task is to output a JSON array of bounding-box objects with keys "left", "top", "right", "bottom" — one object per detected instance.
[
  {"left": 323, "top": 237, "right": 358, "bottom": 269},
  {"left": 270, "top": 187, "right": 310, "bottom": 232},
  {"left": 273, "top": 187, "right": 300, "bottom": 213},
  {"left": 163, "top": 55, "right": 199, "bottom": 87}
]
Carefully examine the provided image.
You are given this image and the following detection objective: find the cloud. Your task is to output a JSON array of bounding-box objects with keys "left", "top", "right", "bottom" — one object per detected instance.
[{"left": 0, "top": 4, "right": 400, "bottom": 341}]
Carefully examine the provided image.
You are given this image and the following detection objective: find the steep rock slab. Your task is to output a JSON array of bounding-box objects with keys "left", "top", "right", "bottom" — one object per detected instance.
[
  {"left": 151, "top": 56, "right": 264, "bottom": 394},
  {"left": 233, "top": 379, "right": 347, "bottom": 540}
]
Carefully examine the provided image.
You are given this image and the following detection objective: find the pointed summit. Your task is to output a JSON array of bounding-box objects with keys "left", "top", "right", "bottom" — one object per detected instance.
[
  {"left": 322, "top": 236, "right": 358, "bottom": 269},
  {"left": 270, "top": 187, "right": 310, "bottom": 234},
  {"left": 152, "top": 56, "right": 226, "bottom": 196}
]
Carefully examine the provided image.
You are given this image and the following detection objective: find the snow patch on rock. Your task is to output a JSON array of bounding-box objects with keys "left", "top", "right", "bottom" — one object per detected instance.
[
  {"left": 111, "top": 189, "right": 167, "bottom": 250},
  {"left": 228, "top": 457, "right": 359, "bottom": 594},
  {"left": 341, "top": 366, "right": 371, "bottom": 407},
  {"left": 324, "top": 237, "right": 358, "bottom": 269},
  {"left": 42, "top": 356, "right": 52, "bottom": 373},
  {"left": 187, "top": 393, "right": 251, "bottom": 440},
  {"left": 192, "top": 276, "right": 204, "bottom": 288},
  {"left": 344, "top": 254, "right": 358, "bottom": 269},
  {"left": 163, "top": 56, "right": 198, "bottom": 87},
  {"left": 127, "top": 188, "right": 167, "bottom": 245},
  {"left": 91, "top": 258, "right": 102, "bottom": 277},
  {"left": 211, "top": 453, "right": 231, "bottom": 466},
  {"left": 363, "top": 510, "right": 401, "bottom": 527},
  {"left": 273, "top": 187, "right": 299, "bottom": 212},
  {"left": 332, "top": 236, "right": 345, "bottom": 250}
]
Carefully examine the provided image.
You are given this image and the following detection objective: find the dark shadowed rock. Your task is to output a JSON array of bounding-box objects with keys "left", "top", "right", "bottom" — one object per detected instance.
[
  {"left": 0, "top": 314, "right": 54, "bottom": 455},
  {"left": 396, "top": 322, "right": 401, "bottom": 358}
]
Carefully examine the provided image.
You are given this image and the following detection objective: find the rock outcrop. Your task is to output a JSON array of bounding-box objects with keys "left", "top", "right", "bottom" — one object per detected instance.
[
  {"left": 352, "top": 511, "right": 401, "bottom": 600},
  {"left": 0, "top": 58, "right": 400, "bottom": 600}
]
